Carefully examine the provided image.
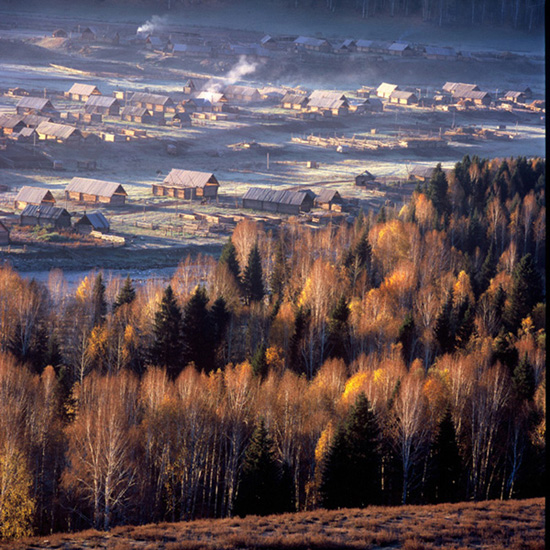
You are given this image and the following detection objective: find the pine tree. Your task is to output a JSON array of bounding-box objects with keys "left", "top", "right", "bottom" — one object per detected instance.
[
  {"left": 492, "top": 331, "right": 519, "bottom": 373},
  {"left": 219, "top": 238, "right": 241, "bottom": 283},
  {"left": 242, "top": 244, "right": 264, "bottom": 304},
  {"left": 251, "top": 342, "right": 268, "bottom": 379},
  {"left": 113, "top": 276, "right": 136, "bottom": 311},
  {"left": 427, "top": 163, "right": 449, "bottom": 218},
  {"left": 149, "top": 285, "right": 183, "bottom": 377},
  {"left": 504, "top": 254, "right": 543, "bottom": 333},
  {"left": 512, "top": 355, "right": 536, "bottom": 401},
  {"left": 398, "top": 313, "right": 416, "bottom": 366},
  {"left": 289, "top": 307, "right": 308, "bottom": 375},
  {"left": 91, "top": 273, "right": 107, "bottom": 326},
  {"left": 476, "top": 241, "right": 497, "bottom": 296},
  {"left": 209, "top": 296, "right": 230, "bottom": 369},
  {"left": 327, "top": 295, "right": 350, "bottom": 361},
  {"left": 234, "top": 420, "right": 285, "bottom": 517},
  {"left": 428, "top": 409, "right": 463, "bottom": 503},
  {"left": 181, "top": 286, "right": 213, "bottom": 372},
  {"left": 434, "top": 294, "right": 454, "bottom": 354},
  {"left": 321, "top": 393, "right": 381, "bottom": 509}
]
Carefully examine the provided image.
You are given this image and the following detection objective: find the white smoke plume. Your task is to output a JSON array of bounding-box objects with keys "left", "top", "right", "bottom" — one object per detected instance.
[
  {"left": 206, "top": 56, "right": 259, "bottom": 93},
  {"left": 137, "top": 15, "right": 169, "bottom": 35}
]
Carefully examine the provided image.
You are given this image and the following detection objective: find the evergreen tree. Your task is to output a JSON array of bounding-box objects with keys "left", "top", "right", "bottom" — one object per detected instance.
[
  {"left": 492, "top": 331, "right": 519, "bottom": 373},
  {"left": 242, "top": 244, "right": 265, "bottom": 304},
  {"left": 321, "top": 393, "right": 381, "bottom": 509},
  {"left": 434, "top": 294, "right": 454, "bottom": 354},
  {"left": 251, "top": 342, "right": 268, "bottom": 379},
  {"left": 149, "top": 284, "right": 183, "bottom": 377},
  {"left": 91, "top": 273, "right": 107, "bottom": 326},
  {"left": 427, "top": 163, "right": 449, "bottom": 218},
  {"left": 209, "top": 296, "right": 230, "bottom": 368},
  {"left": 181, "top": 286, "right": 213, "bottom": 372},
  {"left": 476, "top": 241, "right": 497, "bottom": 296},
  {"left": 219, "top": 237, "right": 241, "bottom": 284},
  {"left": 398, "top": 313, "right": 416, "bottom": 366},
  {"left": 504, "top": 254, "right": 543, "bottom": 333},
  {"left": 428, "top": 409, "right": 463, "bottom": 503},
  {"left": 512, "top": 355, "right": 536, "bottom": 401},
  {"left": 289, "top": 307, "right": 309, "bottom": 375},
  {"left": 270, "top": 241, "right": 287, "bottom": 301},
  {"left": 327, "top": 295, "right": 350, "bottom": 361},
  {"left": 113, "top": 276, "right": 136, "bottom": 311},
  {"left": 234, "top": 420, "right": 286, "bottom": 517}
]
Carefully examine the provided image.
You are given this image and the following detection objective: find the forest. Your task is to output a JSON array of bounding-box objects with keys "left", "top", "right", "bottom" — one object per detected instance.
[
  {"left": 27, "top": 0, "right": 544, "bottom": 30},
  {"left": 0, "top": 155, "right": 545, "bottom": 539}
]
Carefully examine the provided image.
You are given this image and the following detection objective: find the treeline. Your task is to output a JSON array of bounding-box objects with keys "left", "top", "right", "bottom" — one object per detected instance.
[
  {"left": 63, "top": 0, "right": 545, "bottom": 30},
  {"left": 0, "top": 155, "right": 545, "bottom": 538}
]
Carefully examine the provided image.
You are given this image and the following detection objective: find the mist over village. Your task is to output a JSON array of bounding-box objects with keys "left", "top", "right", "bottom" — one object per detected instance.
[{"left": 0, "top": 0, "right": 545, "bottom": 548}]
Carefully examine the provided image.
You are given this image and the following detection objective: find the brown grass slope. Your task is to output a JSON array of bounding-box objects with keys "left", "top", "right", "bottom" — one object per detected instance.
[{"left": 3, "top": 498, "right": 544, "bottom": 550}]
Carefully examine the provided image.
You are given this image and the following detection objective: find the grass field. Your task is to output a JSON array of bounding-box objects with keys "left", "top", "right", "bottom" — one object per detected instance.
[{"left": 3, "top": 498, "right": 544, "bottom": 550}]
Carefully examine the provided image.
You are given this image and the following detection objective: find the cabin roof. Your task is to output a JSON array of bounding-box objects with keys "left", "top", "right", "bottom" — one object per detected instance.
[
  {"left": 163, "top": 169, "right": 218, "bottom": 189},
  {"left": 15, "top": 186, "right": 54, "bottom": 204},
  {"left": 85, "top": 95, "right": 118, "bottom": 108},
  {"left": 129, "top": 92, "right": 173, "bottom": 106},
  {"left": 36, "top": 121, "right": 80, "bottom": 139},
  {"left": 76, "top": 211, "right": 110, "bottom": 230},
  {"left": 66, "top": 177, "right": 127, "bottom": 197},
  {"left": 16, "top": 97, "right": 55, "bottom": 110},
  {"left": 243, "top": 187, "right": 312, "bottom": 206},
  {"left": 20, "top": 204, "right": 70, "bottom": 220},
  {"left": 68, "top": 83, "right": 101, "bottom": 96}
]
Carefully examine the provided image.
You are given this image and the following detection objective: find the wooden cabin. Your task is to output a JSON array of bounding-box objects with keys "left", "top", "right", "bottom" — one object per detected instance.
[
  {"left": 223, "top": 85, "right": 262, "bottom": 102},
  {"left": 355, "top": 170, "right": 376, "bottom": 186},
  {"left": 306, "top": 91, "right": 349, "bottom": 116},
  {"left": 503, "top": 91, "right": 526, "bottom": 104},
  {"left": 20, "top": 204, "right": 71, "bottom": 229},
  {"left": 389, "top": 91, "right": 418, "bottom": 105},
  {"left": 153, "top": 169, "right": 219, "bottom": 200},
  {"left": 65, "top": 177, "right": 127, "bottom": 205},
  {"left": 281, "top": 92, "right": 308, "bottom": 110},
  {"left": 84, "top": 96, "right": 120, "bottom": 116},
  {"left": 66, "top": 83, "right": 101, "bottom": 102},
  {"left": 80, "top": 27, "right": 97, "bottom": 41},
  {"left": 129, "top": 92, "right": 175, "bottom": 114},
  {"left": 171, "top": 43, "right": 212, "bottom": 57},
  {"left": 74, "top": 211, "right": 110, "bottom": 234},
  {"left": 36, "top": 121, "right": 82, "bottom": 144},
  {"left": 0, "top": 114, "right": 25, "bottom": 136},
  {"left": 387, "top": 42, "right": 414, "bottom": 56},
  {"left": 52, "top": 29, "right": 68, "bottom": 38},
  {"left": 293, "top": 36, "right": 332, "bottom": 53},
  {"left": 183, "top": 78, "right": 210, "bottom": 95},
  {"left": 120, "top": 105, "right": 154, "bottom": 123},
  {"left": 0, "top": 221, "right": 9, "bottom": 245},
  {"left": 459, "top": 90, "right": 492, "bottom": 106},
  {"left": 16, "top": 97, "right": 58, "bottom": 116},
  {"left": 314, "top": 189, "right": 344, "bottom": 211},
  {"left": 14, "top": 186, "right": 56, "bottom": 210},
  {"left": 242, "top": 187, "right": 314, "bottom": 214},
  {"left": 334, "top": 39, "right": 357, "bottom": 53},
  {"left": 376, "top": 83, "right": 399, "bottom": 99}
]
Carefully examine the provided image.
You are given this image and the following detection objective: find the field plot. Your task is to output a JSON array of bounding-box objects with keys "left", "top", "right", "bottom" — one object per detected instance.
[
  {"left": 0, "top": 3, "right": 545, "bottom": 272},
  {"left": 2, "top": 498, "right": 544, "bottom": 550}
]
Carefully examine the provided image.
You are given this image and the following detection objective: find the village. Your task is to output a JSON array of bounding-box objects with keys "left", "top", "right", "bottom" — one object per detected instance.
[{"left": 0, "top": 12, "right": 545, "bottom": 268}]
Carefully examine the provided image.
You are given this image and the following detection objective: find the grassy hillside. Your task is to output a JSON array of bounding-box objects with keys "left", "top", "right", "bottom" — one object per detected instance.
[{"left": 3, "top": 498, "right": 544, "bottom": 550}]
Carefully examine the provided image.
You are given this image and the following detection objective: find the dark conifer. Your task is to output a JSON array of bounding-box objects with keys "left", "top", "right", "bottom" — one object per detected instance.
[
  {"left": 512, "top": 355, "right": 536, "bottom": 401},
  {"left": 321, "top": 393, "right": 381, "bottom": 509},
  {"left": 242, "top": 244, "right": 264, "bottom": 304},
  {"left": 398, "top": 313, "right": 416, "bottom": 366},
  {"left": 113, "top": 276, "right": 136, "bottom": 311},
  {"left": 327, "top": 295, "right": 350, "bottom": 361},
  {"left": 181, "top": 286, "right": 213, "bottom": 372},
  {"left": 427, "top": 163, "right": 449, "bottom": 218},
  {"left": 149, "top": 284, "right": 183, "bottom": 377},
  {"left": 251, "top": 342, "right": 268, "bottom": 379},
  {"left": 91, "top": 273, "right": 107, "bottom": 326},
  {"left": 289, "top": 307, "right": 309, "bottom": 376},
  {"left": 234, "top": 420, "right": 285, "bottom": 517},
  {"left": 219, "top": 237, "right": 241, "bottom": 283},
  {"left": 434, "top": 293, "right": 454, "bottom": 354}
]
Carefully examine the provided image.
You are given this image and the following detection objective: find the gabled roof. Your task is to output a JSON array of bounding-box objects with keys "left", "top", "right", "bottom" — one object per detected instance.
[
  {"left": 17, "top": 127, "right": 37, "bottom": 138},
  {"left": 21, "top": 114, "right": 51, "bottom": 127},
  {"left": 0, "top": 114, "right": 24, "bottom": 129},
  {"left": 294, "top": 36, "right": 330, "bottom": 47},
  {"left": 66, "top": 177, "right": 127, "bottom": 197},
  {"left": 121, "top": 105, "right": 150, "bottom": 117},
  {"left": 389, "top": 90, "right": 417, "bottom": 100},
  {"left": 163, "top": 169, "right": 219, "bottom": 189},
  {"left": 357, "top": 169, "right": 375, "bottom": 180},
  {"left": 20, "top": 204, "right": 70, "bottom": 220},
  {"left": 377, "top": 82, "right": 399, "bottom": 95},
  {"left": 16, "top": 97, "right": 55, "bottom": 111},
  {"left": 75, "top": 211, "right": 109, "bottom": 230},
  {"left": 68, "top": 83, "right": 101, "bottom": 96},
  {"left": 459, "top": 90, "right": 491, "bottom": 100},
  {"left": 316, "top": 189, "right": 342, "bottom": 203},
  {"left": 307, "top": 90, "right": 348, "bottom": 109},
  {"left": 145, "top": 36, "right": 163, "bottom": 47},
  {"left": 442, "top": 82, "right": 479, "bottom": 94},
  {"left": 15, "top": 186, "right": 55, "bottom": 205},
  {"left": 260, "top": 34, "right": 275, "bottom": 44},
  {"left": 388, "top": 41, "right": 411, "bottom": 52},
  {"left": 504, "top": 91, "right": 525, "bottom": 98},
  {"left": 129, "top": 92, "right": 174, "bottom": 106},
  {"left": 36, "top": 121, "right": 80, "bottom": 140},
  {"left": 281, "top": 92, "right": 309, "bottom": 104},
  {"left": 85, "top": 95, "right": 118, "bottom": 108},
  {"left": 355, "top": 39, "right": 374, "bottom": 49},
  {"left": 243, "top": 187, "right": 312, "bottom": 207}
]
